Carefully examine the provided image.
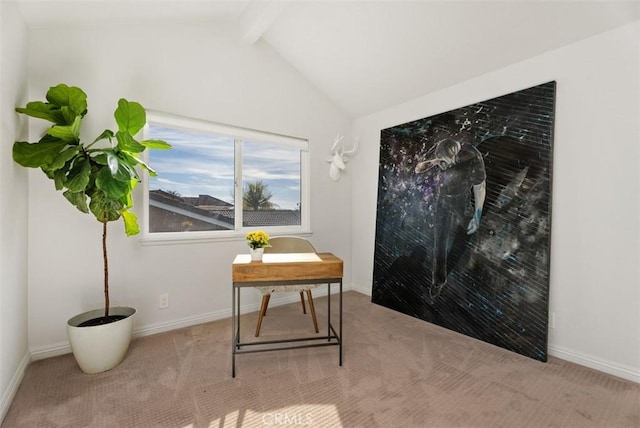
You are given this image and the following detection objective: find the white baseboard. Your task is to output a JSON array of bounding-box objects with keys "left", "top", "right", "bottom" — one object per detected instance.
[
  {"left": 133, "top": 307, "right": 232, "bottom": 338},
  {"left": 136, "top": 284, "right": 347, "bottom": 337},
  {"left": 0, "top": 351, "right": 30, "bottom": 425},
  {"left": 548, "top": 344, "right": 640, "bottom": 383},
  {"left": 30, "top": 284, "right": 350, "bottom": 361},
  {"left": 350, "top": 282, "right": 371, "bottom": 296}
]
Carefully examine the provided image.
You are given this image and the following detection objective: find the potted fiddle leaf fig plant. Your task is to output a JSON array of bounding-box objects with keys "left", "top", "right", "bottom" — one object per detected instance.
[{"left": 13, "top": 83, "right": 171, "bottom": 373}]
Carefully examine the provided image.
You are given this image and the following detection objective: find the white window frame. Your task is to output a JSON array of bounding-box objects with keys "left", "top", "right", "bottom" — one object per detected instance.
[{"left": 140, "top": 111, "right": 310, "bottom": 244}]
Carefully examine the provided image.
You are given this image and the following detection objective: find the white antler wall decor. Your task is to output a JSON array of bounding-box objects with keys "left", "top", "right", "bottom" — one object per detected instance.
[{"left": 326, "top": 134, "right": 358, "bottom": 181}]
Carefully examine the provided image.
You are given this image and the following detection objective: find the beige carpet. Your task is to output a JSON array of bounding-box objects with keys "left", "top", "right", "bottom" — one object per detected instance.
[{"left": 2, "top": 291, "right": 639, "bottom": 427}]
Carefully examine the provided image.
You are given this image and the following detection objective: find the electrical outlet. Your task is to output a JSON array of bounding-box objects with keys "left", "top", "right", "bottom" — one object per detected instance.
[
  {"left": 159, "top": 293, "right": 169, "bottom": 309},
  {"left": 550, "top": 312, "right": 555, "bottom": 329}
]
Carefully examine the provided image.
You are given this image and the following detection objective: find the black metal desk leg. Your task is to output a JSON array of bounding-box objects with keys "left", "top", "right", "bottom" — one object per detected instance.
[
  {"left": 232, "top": 284, "right": 236, "bottom": 378},
  {"left": 339, "top": 279, "right": 343, "bottom": 366},
  {"left": 327, "top": 282, "right": 331, "bottom": 341},
  {"left": 237, "top": 286, "right": 241, "bottom": 348}
]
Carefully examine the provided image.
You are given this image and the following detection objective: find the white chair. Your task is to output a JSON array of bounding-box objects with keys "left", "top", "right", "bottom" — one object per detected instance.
[{"left": 254, "top": 236, "right": 320, "bottom": 337}]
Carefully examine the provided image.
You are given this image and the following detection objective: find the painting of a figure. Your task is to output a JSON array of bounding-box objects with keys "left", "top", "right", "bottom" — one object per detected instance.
[{"left": 372, "top": 81, "right": 555, "bottom": 361}]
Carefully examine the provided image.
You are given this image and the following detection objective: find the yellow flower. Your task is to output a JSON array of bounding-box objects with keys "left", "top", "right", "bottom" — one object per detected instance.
[{"left": 246, "top": 230, "right": 270, "bottom": 249}]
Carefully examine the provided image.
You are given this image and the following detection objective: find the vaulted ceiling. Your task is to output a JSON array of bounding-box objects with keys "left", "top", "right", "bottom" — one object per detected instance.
[{"left": 16, "top": 1, "right": 640, "bottom": 117}]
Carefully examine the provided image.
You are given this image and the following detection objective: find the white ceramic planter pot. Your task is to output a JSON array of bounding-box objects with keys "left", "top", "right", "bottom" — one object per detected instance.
[
  {"left": 250, "top": 247, "right": 264, "bottom": 261},
  {"left": 66, "top": 306, "right": 136, "bottom": 374}
]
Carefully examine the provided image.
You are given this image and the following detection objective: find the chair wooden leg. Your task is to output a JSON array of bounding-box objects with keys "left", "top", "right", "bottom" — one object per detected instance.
[
  {"left": 305, "top": 290, "right": 319, "bottom": 333},
  {"left": 263, "top": 294, "right": 271, "bottom": 316},
  {"left": 255, "top": 294, "right": 270, "bottom": 337},
  {"left": 299, "top": 291, "right": 307, "bottom": 314}
]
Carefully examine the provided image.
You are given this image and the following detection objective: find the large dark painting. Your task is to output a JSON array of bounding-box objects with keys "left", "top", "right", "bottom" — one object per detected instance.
[{"left": 372, "top": 81, "right": 555, "bottom": 361}]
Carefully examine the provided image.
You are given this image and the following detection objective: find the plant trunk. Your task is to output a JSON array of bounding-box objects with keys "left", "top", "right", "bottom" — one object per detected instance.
[{"left": 103, "top": 218, "right": 109, "bottom": 318}]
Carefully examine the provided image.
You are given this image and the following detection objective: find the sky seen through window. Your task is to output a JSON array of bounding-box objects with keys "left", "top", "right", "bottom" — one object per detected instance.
[{"left": 148, "top": 125, "right": 301, "bottom": 210}]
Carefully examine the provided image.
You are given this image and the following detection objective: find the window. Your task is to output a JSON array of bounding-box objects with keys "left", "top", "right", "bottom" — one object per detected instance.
[{"left": 142, "top": 112, "right": 309, "bottom": 241}]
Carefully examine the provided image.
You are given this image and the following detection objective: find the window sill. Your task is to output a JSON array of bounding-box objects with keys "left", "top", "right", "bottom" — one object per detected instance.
[{"left": 138, "top": 230, "right": 313, "bottom": 246}]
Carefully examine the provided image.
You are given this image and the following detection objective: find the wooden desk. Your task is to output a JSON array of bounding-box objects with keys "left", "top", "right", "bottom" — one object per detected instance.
[{"left": 231, "top": 252, "right": 343, "bottom": 377}]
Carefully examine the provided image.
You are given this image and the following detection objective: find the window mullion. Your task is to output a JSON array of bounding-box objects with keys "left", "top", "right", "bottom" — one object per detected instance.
[{"left": 234, "top": 139, "right": 243, "bottom": 231}]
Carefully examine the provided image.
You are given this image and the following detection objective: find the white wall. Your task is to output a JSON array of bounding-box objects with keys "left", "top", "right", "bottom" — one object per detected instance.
[
  {"left": 0, "top": 1, "right": 29, "bottom": 422},
  {"left": 26, "top": 23, "right": 352, "bottom": 357},
  {"left": 351, "top": 21, "right": 640, "bottom": 382}
]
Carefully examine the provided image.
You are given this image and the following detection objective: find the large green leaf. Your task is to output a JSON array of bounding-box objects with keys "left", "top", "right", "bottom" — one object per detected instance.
[
  {"left": 46, "top": 84, "right": 87, "bottom": 117},
  {"left": 115, "top": 131, "right": 146, "bottom": 153},
  {"left": 12, "top": 140, "right": 67, "bottom": 168},
  {"left": 114, "top": 99, "right": 145, "bottom": 135},
  {"left": 94, "top": 150, "right": 137, "bottom": 181},
  {"left": 44, "top": 154, "right": 74, "bottom": 191},
  {"left": 48, "top": 146, "right": 80, "bottom": 171},
  {"left": 46, "top": 115, "right": 82, "bottom": 143},
  {"left": 53, "top": 167, "right": 68, "bottom": 190},
  {"left": 95, "top": 167, "right": 128, "bottom": 199},
  {"left": 119, "top": 151, "right": 156, "bottom": 177},
  {"left": 91, "top": 153, "right": 108, "bottom": 165},
  {"left": 46, "top": 125, "right": 75, "bottom": 142},
  {"left": 89, "top": 189, "right": 122, "bottom": 222},
  {"left": 65, "top": 157, "right": 91, "bottom": 192},
  {"left": 63, "top": 190, "right": 89, "bottom": 213},
  {"left": 120, "top": 209, "right": 140, "bottom": 236},
  {"left": 106, "top": 152, "right": 119, "bottom": 175},
  {"left": 120, "top": 178, "right": 137, "bottom": 210},
  {"left": 117, "top": 151, "right": 143, "bottom": 179},
  {"left": 91, "top": 129, "right": 115, "bottom": 146},
  {"left": 59, "top": 106, "right": 78, "bottom": 126},
  {"left": 15, "top": 102, "right": 61, "bottom": 124},
  {"left": 113, "top": 156, "right": 137, "bottom": 182},
  {"left": 140, "top": 139, "right": 172, "bottom": 150}
]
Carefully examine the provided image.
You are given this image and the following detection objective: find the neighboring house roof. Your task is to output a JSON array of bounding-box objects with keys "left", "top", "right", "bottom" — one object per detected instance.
[
  {"left": 150, "top": 189, "right": 233, "bottom": 229},
  {"left": 183, "top": 194, "right": 233, "bottom": 210},
  {"left": 149, "top": 189, "right": 300, "bottom": 228},
  {"left": 242, "top": 210, "right": 301, "bottom": 227}
]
